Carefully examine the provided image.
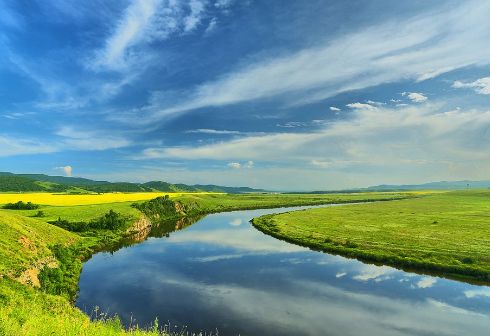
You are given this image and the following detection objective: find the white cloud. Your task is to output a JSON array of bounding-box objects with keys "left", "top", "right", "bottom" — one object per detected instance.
[
  {"left": 226, "top": 161, "right": 254, "bottom": 169},
  {"left": 204, "top": 17, "right": 218, "bottom": 34},
  {"left": 90, "top": 0, "right": 162, "bottom": 70},
  {"left": 311, "top": 160, "right": 331, "bottom": 168},
  {"left": 214, "top": 0, "right": 233, "bottom": 9},
  {"left": 366, "top": 100, "right": 386, "bottom": 106},
  {"left": 184, "top": 0, "right": 206, "bottom": 32},
  {"left": 128, "top": 1, "right": 490, "bottom": 122},
  {"left": 416, "top": 277, "right": 437, "bottom": 289},
  {"left": 346, "top": 102, "right": 377, "bottom": 110},
  {"left": 135, "top": 102, "right": 490, "bottom": 189},
  {"left": 353, "top": 265, "right": 396, "bottom": 282},
  {"left": 55, "top": 165, "right": 73, "bottom": 177},
  {"left": 90, "top": 0, "right": 210, "bottom": 71},
  {"left": 56, "top": 126, "right": 131, "bottom": 151},
  {"left": 185, "top": 128, "right": 242, "bottom": 135},
  {"left": 228, "top": 162, "right": 241, "bottom": 169},
  {"left": 402, "top": 92, "right": 428, "bottom": 103},
  {"left": 167, "top": 228, "right": 305, "bottom": 253},
  {"left": 0, "top": 135, "right": 57, "bottom": 157},
  {"left": 464, "top": 288, "right": 490, "bottom": 299},
  {"left": 329, "top": 106, "right": 341, "bottom": 112},
  {"left": 452, "top": 77, "right": 490, "bottom": 95},
  {"left": 335, "top": 272, "right": 347, "bottom": 278},
  {"left": 229, "top": 218, "right": 242, "bottom": 226},
  {"left": 64, "top": 165, "right": 73, "bottom": 177}
]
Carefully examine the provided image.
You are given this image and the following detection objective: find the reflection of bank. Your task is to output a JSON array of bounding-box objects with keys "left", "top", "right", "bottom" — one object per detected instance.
[
  {"left": 105, "top": 215, "right": 205, "bottom": 254},
  {"left": 149, "top": 215, "right": 204, "bottom": 238}
]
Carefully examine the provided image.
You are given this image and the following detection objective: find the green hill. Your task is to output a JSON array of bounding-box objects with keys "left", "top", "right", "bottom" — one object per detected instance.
[
  {"left": 0, "top": 176, "right": 47, "bottom": 192},
  {"left": 0, "top": 172, "right": 264, "bottom": 194}
]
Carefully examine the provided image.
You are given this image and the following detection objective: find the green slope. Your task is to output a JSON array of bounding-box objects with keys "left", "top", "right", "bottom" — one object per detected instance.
[{"left": 252, "top": 190, "right": 490, "bottom": 283}]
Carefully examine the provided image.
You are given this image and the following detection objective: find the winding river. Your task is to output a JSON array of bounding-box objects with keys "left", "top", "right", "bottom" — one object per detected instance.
[{"left": 76, "top": 205, "right": 490, "bottom": 335}]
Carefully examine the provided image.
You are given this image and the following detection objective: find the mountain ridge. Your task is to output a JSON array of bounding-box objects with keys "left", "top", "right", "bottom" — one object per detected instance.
[{"left": 0, "top": 172, "right": 265, "bottom": 194}]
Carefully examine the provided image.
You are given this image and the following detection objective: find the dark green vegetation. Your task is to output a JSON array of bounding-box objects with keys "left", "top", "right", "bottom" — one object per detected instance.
[
  {"left": 0, "top": 191, "right": 409, "bottom": 335},
  {"left": 3, "top": 201, "right": 40, "bottom": 210},
  {"left": 252, "top": 190, "right": 490, "bottom": 283},
  {"left": 49, "top": 210, "right": 130, "bottom": 232},
  {"left": 0, "top": 172, "right": 264, "bottom": 193}
]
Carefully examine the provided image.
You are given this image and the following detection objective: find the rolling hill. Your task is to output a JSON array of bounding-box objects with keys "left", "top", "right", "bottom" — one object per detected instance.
[{"left": 0, "top": 172, "right": 264, "bottom": 194}]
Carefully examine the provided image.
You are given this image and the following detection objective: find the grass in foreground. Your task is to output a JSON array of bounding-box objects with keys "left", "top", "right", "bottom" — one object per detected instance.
[
  {"left": 252, "top": 190, "right": 490, "bottom": 283},
  {"left": 0, "top": 278, "right": 167, "bottom": 336},
  {"left": 0, "top": 200, "right": 170, "bottom": 335}
]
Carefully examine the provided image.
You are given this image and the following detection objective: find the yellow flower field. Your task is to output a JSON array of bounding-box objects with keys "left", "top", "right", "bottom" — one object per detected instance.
[{"left": 0, "top": 192, "right": 214, "bottom": 206}]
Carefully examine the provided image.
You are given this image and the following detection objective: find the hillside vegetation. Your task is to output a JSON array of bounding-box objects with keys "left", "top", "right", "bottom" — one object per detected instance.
[
  {"left": 252, "top": 190, "right": 490, "bottom": 283},
  {"left": 0, "top": 172, "right": 264, "bottom": 194}
]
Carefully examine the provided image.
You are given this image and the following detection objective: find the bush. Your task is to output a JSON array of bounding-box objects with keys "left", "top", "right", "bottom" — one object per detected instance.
[
  {"left": 48, "top": 210, "right": 129, "bottom": 232},
  {"left": 32, "top": 210, "right": 45, "bottom": 217},
  {"left": 3, "top": 201, "right": 40, "bottom": 210},
  {"left": 39, "top": 244, "right": 82, "bottom": 300},
  {"left": 132, "top": 195, "right": 180, "bottom": 221}
]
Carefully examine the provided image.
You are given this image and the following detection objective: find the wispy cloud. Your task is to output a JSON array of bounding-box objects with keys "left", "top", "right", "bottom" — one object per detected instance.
[
  {"left": 184, "top": 0, "right": 207, "bottom": 32},
  {"left": 0, "top": 1, "right": 23, "bottom": 29},
  {"left": 227, "top": 162, "right": 241, "bottom": 169},
  {"left": 185, "top": 128, "right": 242, "bottom": 135},
  {"left": 136, "top": 103, "right": 490, "bottom": 187},
  {"left": 89, "top": 0, "right": 210, "bottom": 71},
  {"left": 0, "top": 135, "right": 57, "bottom": 157},
  {"left": 452, "top": 77, "right": 490, "bottom": 95},
  {"left": 126, "top": 1, "right": 490, "bottom": 123},
  {"left": 402, "top": 92, "right": 428, "bottom": 103},
  {"left": 56, "top": 126, "right": 131, "bottom": 151}
]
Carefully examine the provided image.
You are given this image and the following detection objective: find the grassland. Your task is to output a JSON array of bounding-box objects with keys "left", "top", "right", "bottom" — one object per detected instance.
[
  {"left": 173, "top": 191, "right": 415, "bottom": 213},
  {"left": 0, "top": 191, "right": 416, "bottom": 335},
  {"left": 252, "top": 190, "right": 490, "bottom": 283}
]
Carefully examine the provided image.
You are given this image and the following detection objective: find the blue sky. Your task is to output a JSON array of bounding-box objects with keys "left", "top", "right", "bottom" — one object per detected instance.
[{"left": 1, "top": 0, "right": 490, "bottom": 190}]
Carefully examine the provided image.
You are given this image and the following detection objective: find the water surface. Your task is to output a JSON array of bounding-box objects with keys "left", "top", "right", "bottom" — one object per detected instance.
[{"left": 77, "top": 205, "right": 490, "bottom": 335}]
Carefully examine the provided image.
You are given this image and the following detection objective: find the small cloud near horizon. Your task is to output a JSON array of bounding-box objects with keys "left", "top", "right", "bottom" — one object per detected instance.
[{"left": 55, "top": 165, "right": 73, "bottom": 177}]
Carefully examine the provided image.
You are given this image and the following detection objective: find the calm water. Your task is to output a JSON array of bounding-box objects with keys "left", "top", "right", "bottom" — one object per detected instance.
[{"left": 77, "top": 205, "right": 490, "bottom": 335}]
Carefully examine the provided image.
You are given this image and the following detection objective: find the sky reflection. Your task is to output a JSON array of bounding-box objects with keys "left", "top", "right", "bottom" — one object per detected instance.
[{"left": 77, "top": 206, "right": 490, "bottom": 335}]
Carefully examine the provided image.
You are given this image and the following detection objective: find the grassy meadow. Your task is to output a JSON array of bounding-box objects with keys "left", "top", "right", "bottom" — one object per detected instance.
[
  {"left": 252, "top": 190, "right": 490, "bottom": 283},
  {"left": 0, "top": 191, "right": 413, "bottom": 335}
]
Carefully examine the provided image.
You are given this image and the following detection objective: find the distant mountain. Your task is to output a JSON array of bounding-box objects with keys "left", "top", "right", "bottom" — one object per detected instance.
[
  {"left": 0, "top": 172, "right": 107, "bottom": 186},
  {"left": 0, "top": 172, "right": 264, "bottom": 194},
  {"left": 287, "top": 180, "right": 490, "bottom": 194},
  {"left": 365, "top": 180, "right": 490, "bottom": 191}
]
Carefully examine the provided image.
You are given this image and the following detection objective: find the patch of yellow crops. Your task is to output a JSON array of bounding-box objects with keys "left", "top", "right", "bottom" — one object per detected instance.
[{"left": 0, "top": 192, "right": 217, "bottom": 206}]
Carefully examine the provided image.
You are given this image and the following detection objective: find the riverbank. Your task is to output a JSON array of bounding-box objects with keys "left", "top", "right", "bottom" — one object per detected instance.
[
  {"left": 251, "top": 190, "right": 490, "bottom": 284},
  {"left": 0, "top": 191, "right": 413, "bottom": 335}
]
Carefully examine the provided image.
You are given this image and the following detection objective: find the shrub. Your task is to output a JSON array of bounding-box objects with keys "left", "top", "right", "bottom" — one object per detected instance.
[
  {"left": 3, "top": 201, "right": 40, "bottom": 210},
  {"left": 49, "top": 210, "right": 129, "bottom": 232},
  {"left": 33, "top": 210, "right": 45, "bottom": 217}
]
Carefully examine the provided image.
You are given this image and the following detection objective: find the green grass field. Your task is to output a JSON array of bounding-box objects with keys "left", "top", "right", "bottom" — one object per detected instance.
[
  {"left": 252, "top": 190, "right": 490, "bottom": 283},
  {"left": 173, "top": 191, "right": 415, "bottom": 213},
  {"left": 0, "top": 191, "right": 413, "bottom": 335}
]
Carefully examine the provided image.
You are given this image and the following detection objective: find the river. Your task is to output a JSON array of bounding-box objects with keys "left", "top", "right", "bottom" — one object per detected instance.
[{"left": 76, "top": 205, "right": 490, "bottom": 335}]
